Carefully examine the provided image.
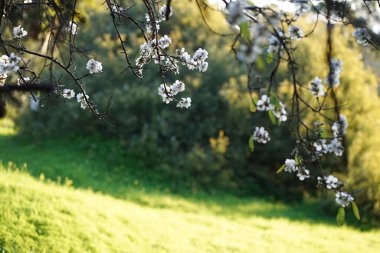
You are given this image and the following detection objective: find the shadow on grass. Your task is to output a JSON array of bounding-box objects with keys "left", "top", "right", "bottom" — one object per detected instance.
[{"left": 0, "top": 134, "right": 353, "bottom": 228}]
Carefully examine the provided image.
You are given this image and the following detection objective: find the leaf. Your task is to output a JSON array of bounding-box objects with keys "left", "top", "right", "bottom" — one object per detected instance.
[
  {"left": 276, "top": 164, "right": 286, "bottom": 174},
  {"left": 268, "top": 110, "right": 276, "bottom": 125},
  {"left": 336, "top": 207, "right": 345, "bottom": 225},
  {"left": 320, "top": 128, "right": 328, "bottom": 139},
  {"left": 252, "top": 94, "right": 259, "bottom": 104},
  {"left": 250, "top": 103, "right": 256, "bottom": 112},
  {"left": 267, "top": 53, "right": 273, "bottom": 64},
  {"left": 240, "top": 22, "right": 250, "bottom": 41},
  {"left": 352, "top": 202, "right": 360, "bottom": 220},
  {"left": 256, "top": 56, "right": 265, "bottom": 71},
  {"left": 295, "top": 155, "right": 302, "bottom": 165},
  {"left": 248, "top": 136, "right": 254, "bottom": 152},
  {"left": 270, "top": 94, "right": 281, "bottom": 108}
]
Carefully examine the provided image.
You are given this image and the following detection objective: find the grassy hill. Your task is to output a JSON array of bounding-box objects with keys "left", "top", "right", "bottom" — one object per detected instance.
[{"left": 0, "top": 135, "right": 380, "bottom": 253}]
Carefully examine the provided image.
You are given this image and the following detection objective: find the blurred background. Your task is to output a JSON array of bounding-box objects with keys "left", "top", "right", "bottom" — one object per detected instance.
[{"left": 0, "top": 1, "right": 380, "bottom": 252}]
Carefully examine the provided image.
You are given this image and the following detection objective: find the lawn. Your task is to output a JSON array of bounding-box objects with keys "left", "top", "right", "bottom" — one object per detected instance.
[{"left": 0, "top": 134, "right": 380, "bottom": 253}]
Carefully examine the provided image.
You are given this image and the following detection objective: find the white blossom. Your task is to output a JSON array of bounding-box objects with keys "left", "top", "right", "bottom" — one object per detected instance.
[
  {"left": 86, "top": 59, "right": 102, "bottom": 74},
  {"left": 191, "top": 48, "right": 209, "bottom": 72},
  {"left": 161, "top": 94, "right": 173, "bottom": 104},
  {"left": 199, "top": 62, "right": 208, "bottom": 72},
  {"left": 159, "top": 5, "right": 173, "bottom": 20},
  {"left": 227, "top": 0, "right": 247, "bottom": 25},
  {"left": 273, "top": 101, "right": 287, "bottom": 122},
  {"left": 335, "top": 191, "right": 354, "bottom": 207},
  {"left": 331, "top": 114, "right": 348, "bottom": 137},
  {"left": 76, "top": 93, "right": 89, "bottom": 109},
  {"left": 163, "top": 57, "right": 180, "bottom": 74},
  {"left": 0, "top": 73, "right": 7, "bottom": 86},
  {"left": 284, "top": 159, "right": 297, "bottom": 172},
  {"left": 267, "top": 35, "right": 280, "bottom": 54},
  {"left": 13, "top": 25, "right": 27, "bottom": 38},
  {"left": 318, "top": 175, "right": 343, "bottom": 190},
  {"left": 62, "top": 89, "right": 75, "bottom": 99},
  {"left": 145, "top": 13, "right": 160, "bottom": 34},
  {"left": 253, "top": 126, "right": 271, "bottom": 144},
  {"left": 327, "top": 138, "right": 344, "bottom": 156},
  {"left": 313, "top": 139, "right": 329, "bottom": 156},
  {"left": 289, "top": 25, "right": 303, "bottom": 40},
  {"left": 158, "top": 35, "right": 172, "bottom": 49},
  {"left": 170, "top": 80, "right": 185, "bottom": 95},
  {"left": 193, "top": 48, "right": 208, "bottom": 62},
  {"left": 111, "top": 4, "right": 123, "bottom": 13},
  {"left": 326, "top": 58, "right": 343, "bottom": 87},
  {"left": 296, "top": 167, "right": 310, "bottom": 181},
  {"left": 256, "top": 95, "right": 274, "bottom": 111},
  {"left": 67, "top": 21, "right": 77, "bottom": 35},
  {"left": 352, "top": 28, "right": 371, "bottom": 46},
  {"left": 0, "top": 53, "right": 21, "bottom": 74},
  {"left": 176, "top": 97, "right": 191, "bottom": 108},
  {"left": 310, "top": 77, "right": 325, "bottom": 97},
  {"left": 158, "top": 80, "right": 189, "bottom": 105},
  {"left": 176, "top": 48, "right": 192, "bottom": 66},
  {"left": 158, "top": 83, "right": 170, "bottom": 97},
  {"left": 295, "top": 2, "right": 310, "bottom": 16},
  {"left": 17, "top": 77, "right": 30, "bottom": 85}
]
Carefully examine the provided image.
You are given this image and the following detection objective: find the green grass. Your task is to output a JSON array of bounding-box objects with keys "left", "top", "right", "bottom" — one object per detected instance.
[{"left": 1, "top": 134, "right": 380, "bottom": 253}]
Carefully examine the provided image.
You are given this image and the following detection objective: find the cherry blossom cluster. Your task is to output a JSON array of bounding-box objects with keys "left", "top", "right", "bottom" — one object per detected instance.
[
  {"left": 223, "top": 0, "right": 362, "bottom": 214},
  {"left": 0, "top": 53, "right": 21, "bottom": 80},
  {"left": 256, "top": 95, "right": 287, "bottom": 122},
  {"left": 135, "top": 5, "right": 209, "bottom": 109},
  {"left": 289, "top": 25, "right": 304, "bottom": 40},
  {"left": 86, "top": 59, "right": 103, "bottom": 74},
  {"left": 76, "top": 93, "right": 90, "bottom": 110},
  {"left": 317, "top": 176, "right": 354, "bottom": 208},
  {"left": 327, "top": 59, "right": 343, "bottom": 88},
  {"left": 335, "top": 192, "right": 355, "bottom": 207},
  {"left": 252, "top": 126, "right": 271, "bottom": 144},
  {"left": 310, "top": 77, "right": 325, "bottom": 97},
  {"left": 309, "top": 59, "right": 342, "bottom": 98},
  {"left": 317, "top": 175, "right": 343, "bottom": 190},
  {"left": 3, "top": 11, "right": 104, "bottom": 112},
  {"left": 136, "top": 37, "right": 209, "bottom": 77},
  {"left": 13, "top": 25, "right": 28, "bottom": 39},
  {"left": 352, "top": 28, "right": 371, "bottom": 46},
  {"left": 284, "top": 158, "right": 310, "bottom": 181},
  {"left": 282, "top": 113, "right": 348, "bottom": 205},
  {"left": 157, "top": 80, "right": 191, "bottom": 108}
]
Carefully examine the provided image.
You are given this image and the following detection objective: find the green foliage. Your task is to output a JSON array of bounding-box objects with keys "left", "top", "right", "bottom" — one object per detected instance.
[
  {"left": 337, "top": 207, "right": 346, "bottom": 226},
  {"left": 268, "top": 110, "right": 277, "bottom": 125},
  {"left": 239, "top": 22, "right": 250, "bottom": 42},
  {"left": 276, "top": 164, "right": 286, "bottom": 174},
  {"left": 352, "top": 202, "right": 361, "bottom": 221},
  {"left": 248, "top": 135, "right": 254, "bottom": 152}
]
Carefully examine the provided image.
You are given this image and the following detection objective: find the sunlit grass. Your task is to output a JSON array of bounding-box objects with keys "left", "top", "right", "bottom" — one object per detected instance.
[
  {"left": 1, "top": 164, "right": 380, "bottom": 253},
  {"left": 0, "top": 133, "right": 380, "bottom": 252}
]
